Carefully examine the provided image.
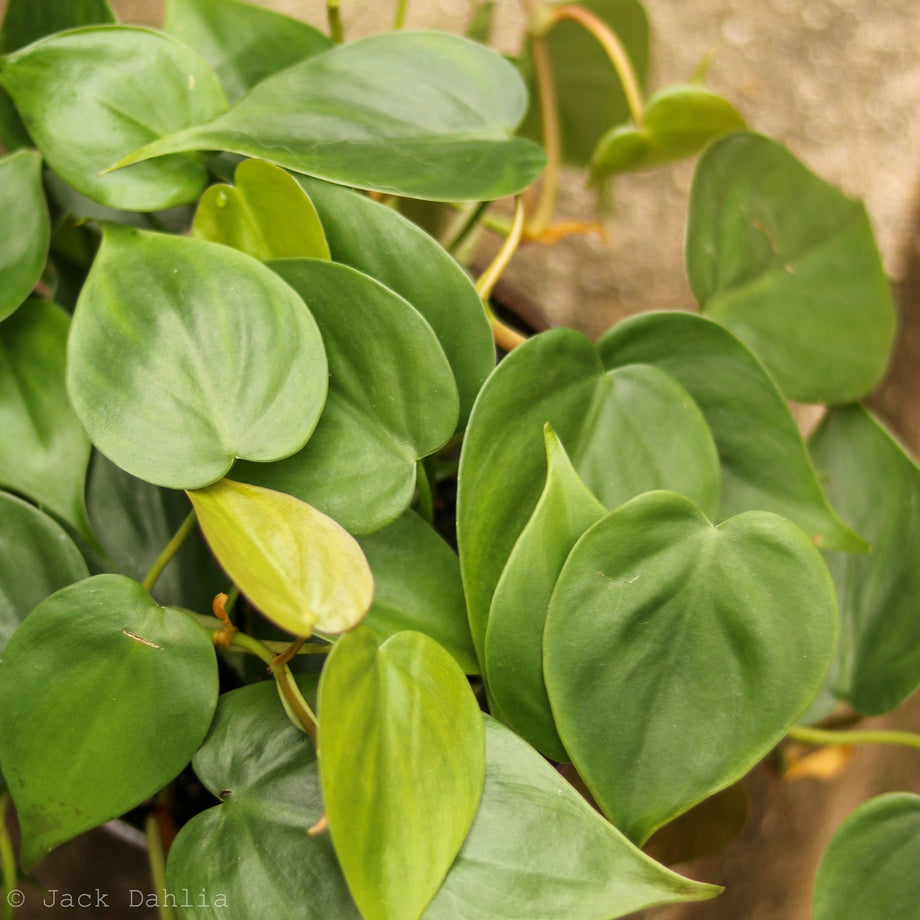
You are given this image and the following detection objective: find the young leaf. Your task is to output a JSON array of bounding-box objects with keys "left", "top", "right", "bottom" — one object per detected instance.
[
  {"left": 485, "top": 426, "right": 605, "bottom": 760},
  {"left": 318, "top": 626, "right": 485, "bottom": 920},
  {"left": 543, "top": 491, "right": 838, "bottom": 844},
  {"left": 812, "top": 793, "right": 920, "bottom": 920},
  {"left": 66, "top": 225, "right": 328, "bottom": 490},
  {"left": 0, "top": 149, "right": 49, "bottom": 320},
  {"left": 113, "top": 31, "right": 546, "bottom": 202},
  {"left": 164, "top": 0, "right": 332, "bottom": 104},
  {"left": 809, "top": 405, "right": 920, "bottom": 714},
  {"left": 0, "top": 574, "right": 218, "bottom": 870},
  {"left": 236, "top": 258, "right": 459, "bottom": 535},
  {"left": 0, "top": 0, "right": 114, "bottom": 53},
  {"left": 0, "top": 26, "right": 227, "bottom": 210},
  {"left": 192, "top": 158, "right": 330, "bottom": 261},
  {"left": 687, "top": 132, "right": 896, "bottom": 403},
  {"left": 0, "top": 299, "right": 93, "bottom": 541},
  {"left": 187, "top": 479, "right": 373, "bottom": 637},
  {"left": 424, "top": 716, "right": 720, "bottom": 919},
  {"left": 598, "top": 310, "right": 866, "bottom": 552}
]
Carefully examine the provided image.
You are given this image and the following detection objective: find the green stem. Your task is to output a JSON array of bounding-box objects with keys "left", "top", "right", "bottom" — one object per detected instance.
[
  {"left": 526, "top": 31, "right": 561, "bottom": 236},
  {"left": 272, "top": 659, "right": 319, "bottom": 744},
  {"left": 145, "top": 808, "right": 175, "bottom": 920},
  {"left": 223, "top": 584, "right": 241, "bottom": 616},
  {"left": 1, "top": 794, "right": 17, "bottom": 920},
  {"left": 444, "top": 201, "right": 490, "bottom": 256},
  {"left": 393, "top": 0, "right": 409, "bottom": 29},
  {"left": 142, "top": 511, "right": 197, "bottom": 593},
  {"left": 327, "top": 0, "right": 344, "bottom": 42},
  {"left": 415, "top": 460, "right": 434, "bottom": 525},
  {"left": 787, "top": 725, "right": 920, "bottom": 752}
]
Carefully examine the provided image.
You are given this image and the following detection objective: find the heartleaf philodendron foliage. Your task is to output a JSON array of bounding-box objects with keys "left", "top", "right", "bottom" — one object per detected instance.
[{"left": 0, "top": 0, "right": 915, "bottom": 916}]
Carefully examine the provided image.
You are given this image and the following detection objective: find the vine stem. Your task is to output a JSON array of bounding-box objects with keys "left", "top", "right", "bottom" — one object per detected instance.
[
  {"left": 326, "top": 0, "right": 344, "bottom": 42},
  {"left": 1, "top": 793, "right": 16, "bottom": 920},
  {"left": 272, "top": 658, "right": 319, "bottom": 745},
  {"left": 393, "top": 0, "right": 409, "bottom": 29},
  {"left": 526, "top": 31, "right": 562, "bottom": 237},
  {"left": 787, "top": 725, "right": 920, "bottom": 752},
  {"left": 141, "top": 511, "right": 197, "bottom": 593},
  {"left": 188, "top": 612, "right": 330, "bottom": 658},
  {"left": 145, "top": 806, "right": 175, "bottom": 920}
]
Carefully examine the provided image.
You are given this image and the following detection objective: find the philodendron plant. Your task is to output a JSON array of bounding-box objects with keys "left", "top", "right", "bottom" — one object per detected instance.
[{"left": 0, "top": 0, "right": 917, "bottom": 918}]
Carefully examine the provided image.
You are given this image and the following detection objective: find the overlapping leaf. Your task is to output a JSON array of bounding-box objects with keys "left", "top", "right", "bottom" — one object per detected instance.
[{"left": 0, "top": 0, "right": 114, "bottom": 53}]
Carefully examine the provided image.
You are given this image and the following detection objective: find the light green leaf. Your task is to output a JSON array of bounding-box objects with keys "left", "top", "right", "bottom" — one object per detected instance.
[
  {"left": 458, "top": 329, "right": 720, "bottom": 665},
  {"left": 318, "top": 626, "right": 485, "bottom": 920},
  {"left": 164, "top": 0, "right": 332, "bottom": 104},
  {"left": 0, "top": 0, "right": 114, "bottom": 53},
  {"left": 813, "top": 793, "right": 920, "bottom": 920},
  {"left": 298, "top": 176, "right": 494, "bottom": 428},
  {"left": 357, "top": 510, "right": 478, "bottom": 675},
  {"left": 0, "top": 26, "right": 227, "bottom": 210},
  {"left": 188, "top": 479, "right": 373, "bottom": 637},
  {"left": 66, "top": 225, "right": 328, "bottom": 490},
  {"left": 687, "top": 132, "right": 896, "bottom": 403},
  {"left": 485, "top": 426, "right": 605, "bottom": 760},
  {"left": 0, "top": 149, "right": 49, "bottom": 320},
  {"left": 0, "top": 574, "right": 218, "bottom": 869},
  {"left": 166, "top": 680, "right": 361, "bottom": 919},
  {"left": 193, "top": 158, "right": 330, "bottom": 261},
  {"left": 237, "top": 258, "right": 458, "bottom": 535},
  {"left": 598, "top": 310, "right": 866, "bottom": 551},
  {"left": 809, "top": 405, "right": 920, "bottom": 714},
  {"left": 425, "top": 716, "right": 720, "bottom": 919},
  {"left": 591, "top": 84, "right": 745, "bottom": 178},
  {"left": 0, "top": 299, "right": 93, "bottom": 540},
  {"left": 114, "top": 31, "right": 546, "bottom": 202},
  {"left": 543, "top": 491, "right": 838, "bottom": 844}
]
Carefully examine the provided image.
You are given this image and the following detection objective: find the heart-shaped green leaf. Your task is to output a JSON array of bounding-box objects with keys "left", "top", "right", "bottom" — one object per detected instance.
[
  {"left": 188, "top": 478, "right": 373, "bottom": 637},
  {"left": 66, "top": 225, "right": 328, "bottom": 490},
  {"left": 809, "top": 405, "right": 920, "bottom": 714},
  {"left": 424, "top": 716, "right": 720, "bottom": 919},
  {"left": 193, "top": 158, "right": 330, "bottom": 261},
  {"left": 0, "top": 26, "right": 227, "bottom": 210},
  {"left": 164, "top": 0, "right": 332, "bottom": 104},
  {"left": 543, "top": 490, "right": 838, "bottom": 843},
  {"left": 298, "top": 176, "right": 494, "bottom": 428},
  {"left": 237, "top": 258, "right": 458, "bottom": 535},
  {"left": 0, "top": 0, "right": 114, "bottom": 53},
  {"left": 166, "top": 680, "right": 361, "bottom": 919},
  {"left": 318, "top": 626, "right": 485, "bottom": 920},
  {"left": 0, "top": 299, "right": 93, "bottom": 540},
  {"left": 687, "top": 132, "right": 896, "bottom": 403},
  {"left": 813, "top": 793, "right": 920, "bottom": 920},
  {"left": 357, "top": 510, "right": 477, "bottom": 675},
  {"left": 598, "top": 310, "right": 866, "bottom": 551},
  {"left": 591, "top": 84, "right": 746, "bottom": 178},
  {"left": 0, "top": 149, "right": 49, "bottom": 320},
  {"left": 0, "top": 574, "right": 218, "bottom": 869},
  {"left": 458, "top": 329, "right": 720, "bottom": 664},
  {"left": 485, "top": 426, "right": 605, "bottom": 760},
  {"left": 114, "top": 31, "right": 546, "bottom": 202}
]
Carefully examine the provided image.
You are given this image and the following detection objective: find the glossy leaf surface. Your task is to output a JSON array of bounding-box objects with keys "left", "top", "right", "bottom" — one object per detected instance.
[
  {"left": 543, "top": 491, "right": 838, "bottom": 843},
  {"left": 116, "top": 31, "right": 546, "bottom": 201},
  {"left": 809, "top": 405, "right": 920, "bottom": 714},
  {"left": 299, "top": 176, "right": 494, "bottom": 428},
  {"left": 318, "top": 627, "right": 485, "bottom": 920},
  {"left": 193, "top": 158, "right": 330, "bottom": 261},
  {"left": 458, "top": 329, "right": 720, "bottom": 663},
  {"left": 599, "top": 310, "right": 865, "bottom": 551},
  {"left": 0, "top": 299, "right": 93, "bottom": 539},
  {"left": 485, "top": 427, "right": 605, "bottom": 760},
  {"left": 238, "top": 258, "right": 458, "bottom": 534},
  {"left": 188, "top": 479, "right": 373, "bottom": 637},
  {"left": 0, "top": 149, "right": 49, "bottom": 320},
  {"left": 687, "top": 132, "right": 896, "bottom": 403},
  {"left": 67, "top": 225, "right": 328, "bottom": 490},
  {"left": 0, "top": 0, "right": 114, "bottom": 53},
  {"left": 0, "top": 574, "right": 218, "bottom": 869},
  {"left": 164, "top": 0, "right": 332, "bottom": 103},
  {"left": 0, "top": 26, "right": 227, "bottom": 210},
  {"left": 424, "top": 716, "right": 719, "bottom": 919},
  {"left": 167, "top": 680, "right": 361, "bottom": 919}
]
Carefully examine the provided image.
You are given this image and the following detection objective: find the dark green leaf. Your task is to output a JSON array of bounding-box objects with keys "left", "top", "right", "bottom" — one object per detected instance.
[
  {"left": 0, "top": 88, "right": 30, "bottom": 150},
  {"left": 0, "top": 26, "right": 227, "bottom": 210},
  {"left": 164, "top": 0, "right": 332, "bottom": 104},
  {"left": 237, "top": 258, "right": 458, "bottom": 534},
  {"left": 543, "top": 491, "right": 838, "bottom": 843},
  {"left": 0, "top": 574, "right": 218, "bottom": 869},
  {"left": 598, "top": 310, "right": 866, "bottom": 551},
  {"left": 66, "top": 225, "right": 328, "bottom": 490},
  {"left": 687, "top": 132, "right": 896, "bottom": 403},
  {"left": 0, "top": 0, "right": 114, "bottom": 54},
  {"left": 318, "top": 626, "right": 485, "bottom": 920},
  {"left": 115, "top": 31, "right": 546, "bottom": 201},
  {"left": 0, "top": 149, "right": 49, "bottom": 319}
]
